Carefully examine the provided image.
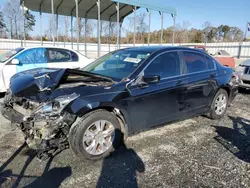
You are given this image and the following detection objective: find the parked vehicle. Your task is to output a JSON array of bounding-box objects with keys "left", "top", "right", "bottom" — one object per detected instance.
[
  {"left": 213, "top": 50, "right": 236, "bottom": 68},
  {"left": 0, "top": 47, "right": 93, "bottom": 92},
  {"left": 236, "top": 59, "right": 250, "bottom": 89},
  {"left": 182, "top": 45, "right": 208, "bottom": 53},
  {"left": 183, "top": 45, "right": 235, "bottom": 68},
  {"left": 1, "top": 46, "right": 238, "bottom": 160}
]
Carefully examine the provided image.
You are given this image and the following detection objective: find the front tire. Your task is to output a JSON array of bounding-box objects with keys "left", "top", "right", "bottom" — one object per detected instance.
[
  {"left": 209, "top": 89, "right": 229, "bottom": 120},
  {"left": 69, "top": 109, "right": 121, "bottom": 161}
]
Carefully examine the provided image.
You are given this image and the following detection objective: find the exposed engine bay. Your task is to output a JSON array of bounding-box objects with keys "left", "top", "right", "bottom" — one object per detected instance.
[
  {"left": 1, "top": 68, "right": 115, "bottom": 160},
  {"left": 2, "top": 91, "right": 77, "bottom": 160}
]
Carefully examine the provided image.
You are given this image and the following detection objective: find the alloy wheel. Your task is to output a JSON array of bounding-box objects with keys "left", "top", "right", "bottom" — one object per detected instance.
[
  {"left": 82, "top": 120, "right": 115, "bottom": 155},
  {"left": 214, "top": 94, "right": 227, "bottom": 115}
]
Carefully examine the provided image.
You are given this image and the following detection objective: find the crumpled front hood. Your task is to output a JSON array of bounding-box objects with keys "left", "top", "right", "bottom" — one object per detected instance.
[
  {"left": 9, "top": 68, "right": 116, "bottom": 102},
  {"left": 9, "top": 68, "right": 70, "bottom": 102},
  {"left": 10, "top": 68, "right": 66, "bottom": 96}
]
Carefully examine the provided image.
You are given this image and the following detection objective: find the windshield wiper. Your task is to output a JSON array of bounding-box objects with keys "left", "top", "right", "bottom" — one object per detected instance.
[
  {"left": 67, "top": 69, "right": 117, "bottom": 83},
  {"left": 82, "top": 71, "right": 117, "bottom": 83}
]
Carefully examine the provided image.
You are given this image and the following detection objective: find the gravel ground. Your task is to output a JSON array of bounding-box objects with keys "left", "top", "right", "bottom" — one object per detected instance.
[{"left": 0, "top": 92, "right": 250, "bottom": 188}]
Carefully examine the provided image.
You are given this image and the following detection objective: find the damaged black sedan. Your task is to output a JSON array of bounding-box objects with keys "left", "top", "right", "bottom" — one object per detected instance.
[{"left": 1, "top": 46, "right": 238, "bottom": 160}]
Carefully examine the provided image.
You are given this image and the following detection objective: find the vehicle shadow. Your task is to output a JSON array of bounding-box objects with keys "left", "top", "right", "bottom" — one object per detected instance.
[
  {"left": 0, "top": 143, "right": 72, "bottom": 187},
  {"left": 96, "top": 135, "right": 145, "bottom": 188},
  {"left": 213, "top": 116, "right": 250, "bottom": 162},
  {"left": 24, "top": 157, "right": 72, "bottom": 188},
  {"left": 0, "top": 142, "right": 27, "bottom": 187}
]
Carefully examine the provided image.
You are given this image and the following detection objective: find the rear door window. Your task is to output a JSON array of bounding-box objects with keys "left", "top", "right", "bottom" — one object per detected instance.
[
  {"left": 183, "top": 51, "right": 208, "bottom": 74},
  {"left": 47, "top": 48, "right": 79, "bottom": 62},
  {"left": 206, "top": 56, "right": 216, "bottom": 70}
]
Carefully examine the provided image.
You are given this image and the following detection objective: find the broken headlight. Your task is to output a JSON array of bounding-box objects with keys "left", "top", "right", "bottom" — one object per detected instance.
[{"left": 33, "top": 93, "right": 79, "bottom": 116}]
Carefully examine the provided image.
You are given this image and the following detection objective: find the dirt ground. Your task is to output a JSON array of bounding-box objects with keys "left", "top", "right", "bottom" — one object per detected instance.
[{"left": 1, "top": 91, "right": 250, "bottom": 188}]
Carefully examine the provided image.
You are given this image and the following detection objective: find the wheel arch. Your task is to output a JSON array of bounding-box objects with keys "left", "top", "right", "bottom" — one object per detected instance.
[
  {"left": 89, "top": 106, "right": 129, "bottom": 140},
  {"left": 220, "top": 85, "right": 231, "bottom": 97},
  {"left": 208, "top": 84, "right": 231, "bottom": 109},
  {"left": 67, "top": 100, "right": 131, "bottom": 140}
]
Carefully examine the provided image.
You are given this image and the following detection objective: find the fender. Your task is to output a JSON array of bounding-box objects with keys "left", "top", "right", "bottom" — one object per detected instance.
[{"left": 66, "top": 97, "right": 133, "bottom": 135}]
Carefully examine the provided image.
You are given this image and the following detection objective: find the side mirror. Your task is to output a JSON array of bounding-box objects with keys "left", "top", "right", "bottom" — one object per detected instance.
[
  {"left": 142, "top": 75, "right": 160, "bottom": 84},
  {"left": 11, "top": 59, "right": 19, "bottom": 65}
]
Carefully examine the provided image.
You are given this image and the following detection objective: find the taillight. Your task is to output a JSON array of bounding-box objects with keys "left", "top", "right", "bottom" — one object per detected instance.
[
  {"left": 233, "top": 72, "right": 238, "bottom": 79},
  {"left": 232, "top": 72, "right": 239, "bottom": 83}
]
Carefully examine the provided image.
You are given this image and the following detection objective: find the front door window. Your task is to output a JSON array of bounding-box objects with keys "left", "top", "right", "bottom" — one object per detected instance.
[
  {"left": 144, "top": 52, "right": 181, "bottom": 78},
  {"left": 15, "top": 48, "right": 47, "bottom": 65}
]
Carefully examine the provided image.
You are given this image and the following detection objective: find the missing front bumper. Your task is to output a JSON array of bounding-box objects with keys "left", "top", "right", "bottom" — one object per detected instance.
[{"left": 1, "top": 104, "right": 25, "bottom": 123}]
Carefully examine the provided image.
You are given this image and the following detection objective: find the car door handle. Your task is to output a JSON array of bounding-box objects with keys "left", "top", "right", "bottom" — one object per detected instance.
[
  {"left": 176, "top": 80, "right": 188, "bottom": 86},
  {"left": 210, "top": 73, "right": 216, "bottom": 78}
]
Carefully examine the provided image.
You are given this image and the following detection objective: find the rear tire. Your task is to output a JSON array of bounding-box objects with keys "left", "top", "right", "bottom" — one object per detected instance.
[
  {"left": 209, "top": 89, "right": 229, "bottom": 120},
  {"left": 69, "top": 109, "right": 121, "bottom": 161}
]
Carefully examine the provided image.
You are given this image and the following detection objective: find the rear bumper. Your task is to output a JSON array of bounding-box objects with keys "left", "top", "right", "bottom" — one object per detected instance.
[{"left": 229, "top": 86, "right": 238, "bottom": 104}]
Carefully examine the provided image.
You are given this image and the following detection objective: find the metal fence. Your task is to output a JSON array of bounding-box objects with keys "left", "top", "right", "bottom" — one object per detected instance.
[{"left": 0, "top": 38, "right": 249, "bottom": 59}]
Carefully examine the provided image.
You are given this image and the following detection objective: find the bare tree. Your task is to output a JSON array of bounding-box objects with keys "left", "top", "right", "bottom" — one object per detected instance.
[
  {"left": 202, "top": 21, "right": 212, "bottom": 30},
  {"left": 122, "top": 17, "right": 134, "bottom": 44},
  {"left": 74, "top": 18, "right": 95, "bottom": 42},
  {"left": 100, "top": 21, "right": 109, "bottom": 43},
  {"left": 228, "top": 27, "right": 244, "bottom": 41},
  {"left": 0, "top": 8, "right": 6, "bottom": 38},
  {"left": 108, "top": 22, "right": 117, "bottom": 37},
  {"left": 64, "top": 16, "right": 69, "bottom": 42},
  {"left": 182, "top": 21, "right": 191, "bottom": 43},
  {"left": 174, "top": 21, "right": 191, "bottom": 43},
  {"left": 3, "top": 0, "right": 23, "bottom": 39},
  {"left": 136, "top": 13, "right": 148, "bottom": 43},
  {"left": 44, "top": 17, "right": 54, "bottom": 41},
  {"left": 122, "top": 13, "right": 148, "bottom": 44},
  {"left": 202, "top": 21, "right": 213, "bottom": 42},
  {"left": 3, "top": 0, "right": 35, "bottom": 39}
]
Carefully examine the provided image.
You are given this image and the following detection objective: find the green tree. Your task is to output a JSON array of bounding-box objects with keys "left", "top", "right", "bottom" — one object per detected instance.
[
  {"left": 0, "top": 11, "right": 5, "bottom": 29},
  {"left": 228, "top": 27, "right": 243, "bottom": 41},
  {"left": 3, "top": 0, "right": 35, "bottom": 39},
  {"left": 222, "top": 25, "right": 230, "bottom": 40},
  {"left": 216, "top": 25, "right": 224, "bottom": 41},
  {"left": 24, "top": 10, "right": 35, "bottom": 32},
  {"left": 192, "top": 30, "right": 203, "bottom": 43},
  {"left": 207, "top": 27, "right": 217, "bottom": 42},
  {"left": 0, "top": 10, "right": 6, "bottom": 37}
]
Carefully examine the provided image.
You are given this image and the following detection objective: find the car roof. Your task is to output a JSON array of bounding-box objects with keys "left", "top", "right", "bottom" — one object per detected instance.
[
  {"left": 21, "top": 46, "right": 206, "bottom": 56},
  {"left": 121, "top": 46, "right": 207, "bottom": 54},
  {"left": 22, "top": 46, "right": 78, "bottom": 51}
]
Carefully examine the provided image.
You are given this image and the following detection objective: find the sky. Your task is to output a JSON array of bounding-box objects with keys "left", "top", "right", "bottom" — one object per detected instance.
[{"left": 0, "top": 0, "right": 250, "bottom": 37}]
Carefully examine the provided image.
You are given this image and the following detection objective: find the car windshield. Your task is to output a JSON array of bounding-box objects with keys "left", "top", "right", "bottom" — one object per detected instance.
[
  {"left": 0, "top": 48, "right": 24, "bottom": 63},
  {"left": 82, "top": 50, "right": 151, "bottom": 80},
  {"left": 241, "top": 59, "right": 250, "bottom": 66}
]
